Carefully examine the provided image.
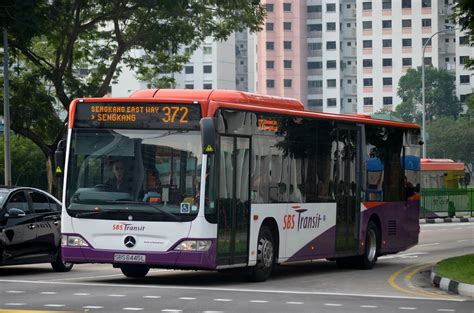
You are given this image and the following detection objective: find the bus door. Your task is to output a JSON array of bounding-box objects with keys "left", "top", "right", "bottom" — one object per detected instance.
[
  {"left": 335, "top": 126, "right": 361, "bottom": 255},
  {"left": 216, "top": 135, "right": 251, "bottom": 267}
]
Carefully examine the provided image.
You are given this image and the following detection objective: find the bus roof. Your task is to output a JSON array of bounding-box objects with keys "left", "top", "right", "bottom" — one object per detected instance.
[
  {"left": 70, "top": 89, "right": 420, "bottom": 130},
  {"left": 421, "top": 159, "right": 465, "bottom": 171}
]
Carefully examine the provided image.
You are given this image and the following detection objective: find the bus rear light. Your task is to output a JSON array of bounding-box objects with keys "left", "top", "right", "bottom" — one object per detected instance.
[
  {"left": 174, "top": 240, "right": 212, "bottom": 251},
  {"left": 62, "top": 235, "right": 89, "bottom": 247}
]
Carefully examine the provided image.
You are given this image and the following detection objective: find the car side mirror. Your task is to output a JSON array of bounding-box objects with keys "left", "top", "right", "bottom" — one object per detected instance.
[{"left": 6, "top": 208, "right": 26, "bottom": 218}]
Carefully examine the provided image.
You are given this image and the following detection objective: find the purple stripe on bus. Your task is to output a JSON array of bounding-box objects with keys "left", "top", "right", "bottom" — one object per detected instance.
[
  {"left": 286, "top": 226, "right": 337, "bottom": 262},
  {"left": 62, "top": 239, "right": 217, "bottom": 269}
]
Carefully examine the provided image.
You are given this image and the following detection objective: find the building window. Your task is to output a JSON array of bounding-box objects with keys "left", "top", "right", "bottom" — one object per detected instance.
[
  {"left": 308, "top": 99, "right": 323, "bottom": 107},
  {"left": 460, "top": 36, "right": 469, "bottom": 45},
  {"left": 266, "top": 23, "right": 274, "bottom": 31},
  {"left": 283, "top": 41, "right": 292, "bottom": 49},
  {"left": 460, "top": 56, "right": 470, "bottom": 65},
  {"left": 327, "top": 98, "right": 337, "bottom": 107},
  {"left": 326, "top": 41, "right": 337, "bottom": 50},
  {"left": 460, "top": 75, "right": 470, "bottom": 84},
  {"left": 363, "top": 40, "right": 373, "bottom": 48},
  {"left": 402, "top": 38, "right": 412, "bottom": 47},
  {"left": 283, "top": 22, "right": 292, "bottom": 31},
  {"left": 424, "top": 57, "right": 432, "bottom": 65},
  {"left": 203, "top": 83, "right": 212, "bottom": 89},
  {"left": 284, "top": 79, "right": 292, "bottom": 88},
  {"left": 308, "top": 42, "right": 322, "bottom": 50},
  {"left": 347, "top": 41, "right": 352, "bottom": 46},
  {"left": 203, "top": 65, "right": 212, "bottom": 73},
  {"left": 326, "top": 3, "right": 336, "bottom": 12},
  {"left": 363, "top": 59, "right": 373, "bottom": 67},
  {"left": 364, "top": 97, "right": 373, "bottom": 106},
  {"left": 362, "top": 2, "right": 372, "bottom": 10},
  {"left": 422, "top": 19, "right": 432, "bottom": 27},
  {"left": 402, "top": 0, "right": 411, "bottom": 8},
  {"left": 363, "top": 21, "right": 372, "bottom": 30},
  {"left": 307, "top": 61, "right": 322, "bottom": 69},
  {"left": 308, "top": 80, "right": 323, "bottom": 88},
  {"left": 307, "top": 24, "right": 323, "bottom": 32},
  {"left": 382, "top": 39, "right": 392, "bottom": 48},
  {"left": 402, "top": 58, "right": 412, "bottom": 66},
  {"left": 266, "top": 79, "right": 275, "bottom": 88},
  {"left": 422, "top": 38, "right": 432, "bottom": 47},
  {"left": 283, "top": 3, "right": 291, "bottom": 11},
  {"left": 382, "top": 20, "right": 392, "bottom": 29},
  {"left": 327, "top": 22, "right": 336, "bottom": 31},
  {"left": 383, "top": 97, "right": 393, "bottom": 105},
  {"left": 383, "top": 58, "right": 392, "bottom": 67},
  {"left": 307, "top": 5, "right": 322, "bottom": 13},
  {"left": 402, "top": 19, "right": 412, "bottom": 28},
  {"left": 460, "top": 94, "right": 467, "bottom": 102},
  {"left": 363, "top": 78, "right": 373, "bottom": 86},
  {"left": 185, "top": 66, "right": 194, "bottom": 74},
  {"left": 422, "top": 0, "right": 431, "bottom": 7},
  {"left": 266, "top": 41, "right": 275, "bottom": 50},
  {"left": 184, "top": 84, "right": 194, "bottom": 89},
  {"left": 284, "top": 60, "right": 292, "bottom": 68},
  {"left": 203, "top": 47, "right": 212, "bottom": 54},
  {"left": 327, "top": 79, "right": 337, "bottom": 87},
  {"left": 265, "top": 3, "right": 274, "bottom": 12},
  {"left": 266, "top": 60, "right": 275, "bottom": 69},
  {"left": 382, "top": 0, "right": 392, "bottom": 9},
  {"left": 326, "top": 60, "right": 337, "bottom": 69},
  {"left": 383, "top": 77, "right": 393, "bottom": 85}
]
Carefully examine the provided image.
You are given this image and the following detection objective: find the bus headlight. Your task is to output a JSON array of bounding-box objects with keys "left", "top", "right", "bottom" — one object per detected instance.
[
  {"left": 174, "top": 240, "right": 212, "bottom": 251},
  {"left": 62, "top": 235, "right": 89, "bottom": 247}
]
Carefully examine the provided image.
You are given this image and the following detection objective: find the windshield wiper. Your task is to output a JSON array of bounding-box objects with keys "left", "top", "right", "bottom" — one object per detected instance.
[
  {"left": 109, "top": 200, "right": 182, "bottom": 222},
  {"left": 74, "top": 208, "right": 131, "bottom": 218}
]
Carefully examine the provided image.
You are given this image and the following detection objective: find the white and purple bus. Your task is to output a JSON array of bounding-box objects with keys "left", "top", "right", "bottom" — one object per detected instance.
[{"left": 59, "top": 89, "right": 421, "bottom": 281}]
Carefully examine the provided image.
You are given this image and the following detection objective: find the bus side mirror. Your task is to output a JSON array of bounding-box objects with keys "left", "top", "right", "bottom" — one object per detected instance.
[
  {"left": 200, "top": 117, "right": 216, "bottom": 155},
  {"left": 55, "top": 140, "right": 66, "bottom": 177}
]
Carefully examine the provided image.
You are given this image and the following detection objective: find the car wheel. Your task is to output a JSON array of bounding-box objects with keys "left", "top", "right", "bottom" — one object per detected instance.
[
  {"left": 51, "top": 249, "right": 74, "bottom": 272},
  {"left": 120, "top": 264, "right": 150, "bottom": 278}
]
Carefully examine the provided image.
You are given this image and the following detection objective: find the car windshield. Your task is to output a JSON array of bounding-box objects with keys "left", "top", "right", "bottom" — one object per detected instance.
[
  {"left": 66, "top": 129, "right": 203, "bottom": 222},
  {"left": 0, "top": 191, "right": 8, "bottom": 207}
]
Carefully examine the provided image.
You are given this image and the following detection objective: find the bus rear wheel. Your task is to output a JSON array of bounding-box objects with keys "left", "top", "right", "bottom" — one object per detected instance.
[
  {"left": 247, "top": 225, "right": 274, "bottom": 282},
  {"left": 356, "top": 221, "right": 379, "bottom": 269},
  {"left": 120, "top": 264, "right": 150, "bottom": 278}
]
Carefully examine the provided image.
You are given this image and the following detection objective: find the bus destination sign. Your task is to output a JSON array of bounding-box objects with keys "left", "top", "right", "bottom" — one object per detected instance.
[{"left": 74, "top": 102, "right": 201, "bottom": 129}]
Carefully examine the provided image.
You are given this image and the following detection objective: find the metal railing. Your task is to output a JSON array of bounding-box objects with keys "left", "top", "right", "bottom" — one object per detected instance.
[{"left": 420, "top": 188, "right": 474, "bottom": 218}]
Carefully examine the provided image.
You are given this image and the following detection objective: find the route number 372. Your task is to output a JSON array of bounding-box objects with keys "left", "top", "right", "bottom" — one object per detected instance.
[{"left": 161, "top": 106, "right": 189, "bottom": 123}]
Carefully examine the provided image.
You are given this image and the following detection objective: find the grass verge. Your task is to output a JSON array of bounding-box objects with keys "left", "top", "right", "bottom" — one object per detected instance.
[{"left": 435, "top": 254, "right": 474, "bottom": 284}]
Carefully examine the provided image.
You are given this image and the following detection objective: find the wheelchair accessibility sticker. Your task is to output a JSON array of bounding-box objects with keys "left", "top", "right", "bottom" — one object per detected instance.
[{"left": 180, "top": 202, "right": 191, "bottom": 214}]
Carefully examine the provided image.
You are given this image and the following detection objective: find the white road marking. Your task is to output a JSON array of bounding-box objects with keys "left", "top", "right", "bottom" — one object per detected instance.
[
  {"left": 214, "top": 299, "right": 232, "bottom": 302},
  {"left": 250, "top": 300, "right": 268, "bottom": 303},
  {"left": 361, "top": 305, "right": 378, "bottom": 308},
  {"left": 123, "top": 308, "right": 144, "bottom": 311},
  {"left": 5, "top": 290, "right": 25, "bottom": 294},
  {"left": 179, "top": 297, "right": 196, "bottom": 300},
  {"left": 161, "top": 310, "right": 182, "bottom": 313},
  {"left": 416, "top": 243, "right": 440, "bottom": 247},
  {"left": 49, "top": 273, "right": 125, "bottom": 281},
  {"left": 143, "top": 295, "right": 161, "bottom": 299},
  {"left": 109, "top": 294, "right": 126, "bottom": 297},
  {"left": 203, "top": 311, "right": 224, "bottom": 313},
  {"left": 457, "top": 239, "right": 471, "bottom": 243},
  {"left": 437, "top": 309, "right": 456, "bottom": 312},
  {"left": 324, "top": 303, "right": 342, "bottom": 307},
  {"left": 399, "top": 307, "right": 417, "bottom": 310},
  {"left": 40, "top": 291, "right": 57, "bottom": 295},
  {"left": 83, "top": 305, "right": 104, "bottom": 309},
  {"left": 0, "top": 278, "right": 465, "bottom": 302},
  {"left": 44, "top": 304, "right": 66, "bottom": 307},
  {"left": 286, "top": 301, "right": 303, "bottom": 304},
  {"left": 5, "top": 303, "right": 26, "bottom": 306},
  {"left": 74, "top": 292, "right": 91, "bottom": 296},
  {"left": 380, "top": 252, "right": 429, "bottom": 260}
]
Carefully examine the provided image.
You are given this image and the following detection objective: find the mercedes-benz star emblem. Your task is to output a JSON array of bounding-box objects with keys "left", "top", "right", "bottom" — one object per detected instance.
[{"left": 124, "top": 236, "right": 136, "bottom": 248}]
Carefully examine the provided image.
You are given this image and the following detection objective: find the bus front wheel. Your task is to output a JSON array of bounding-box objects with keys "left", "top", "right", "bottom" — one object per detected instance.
[
  {"left": 120, "top": 264, "right": 150, "bottom": 278},
  {"left": 247, "top": 225, "right": 275, "bottom": 282}
]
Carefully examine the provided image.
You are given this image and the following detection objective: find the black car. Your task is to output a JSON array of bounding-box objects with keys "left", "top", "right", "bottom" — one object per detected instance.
[{"left": 0, "top": 186, "right": 73, "bottom": 272}]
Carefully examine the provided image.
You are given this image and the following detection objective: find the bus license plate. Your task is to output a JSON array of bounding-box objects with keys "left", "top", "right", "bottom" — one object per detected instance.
[{"left": 114, "top": 253, "right": 146, "bottom": 263}]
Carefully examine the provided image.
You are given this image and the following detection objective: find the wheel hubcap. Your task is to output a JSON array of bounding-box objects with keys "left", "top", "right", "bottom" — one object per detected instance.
[
  {"left": 260, "top": 239, "right": 273, "bottom": 268},
  {"left": 367, "top": 229, "right": 377, "bottom": 261}
]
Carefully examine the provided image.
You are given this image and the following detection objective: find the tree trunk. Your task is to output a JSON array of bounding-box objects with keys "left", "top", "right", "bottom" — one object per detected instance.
[{"left": 46, "top": 152, "right": 60, "bottom": 199}]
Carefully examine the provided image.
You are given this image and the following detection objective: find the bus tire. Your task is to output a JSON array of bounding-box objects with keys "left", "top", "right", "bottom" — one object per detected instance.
[
  {"left": 120, "top": 264, "right": 150, "bottom": 278},
  {"left": 356, "top": 220, "right": 379, "bottom": 269},
  {"left": 51, "top": 248, "right": 74, "bottom": 272},
  {"left": 247, "top": 225, "right": 274, "bottom": 282}
]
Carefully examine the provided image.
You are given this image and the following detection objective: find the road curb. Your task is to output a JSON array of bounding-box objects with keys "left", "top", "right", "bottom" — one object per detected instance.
[
  {"left": 419, "top": 217, "right": 474, "bottom": 224},
  {"left": 430, "top": 270, "right": 474, "bottom": 298}
]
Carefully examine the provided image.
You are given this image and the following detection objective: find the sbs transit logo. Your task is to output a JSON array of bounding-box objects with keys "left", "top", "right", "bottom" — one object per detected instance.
[
  {"left": 282, "top": 206, "right": 326, "bottom": 231},
  {"left": 112, "top": 222, "right": 145, "bottom": 232}
]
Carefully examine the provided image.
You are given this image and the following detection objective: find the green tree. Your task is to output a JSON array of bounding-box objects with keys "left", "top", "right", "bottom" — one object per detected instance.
[
  {"left": 393, "top": 99, "right": 422, "bottom": 124},
  {"left": 397, "top": 66, "right": 462, "bottom": 122},
  {"left": 1, "top": 0, "right": 265, "bottom": 194},
  {"left": 452, "top": 0, "right": 474, "bottom": 69},
  {"left": 0, "top": 134, "right": 48, "bottom": 190}
]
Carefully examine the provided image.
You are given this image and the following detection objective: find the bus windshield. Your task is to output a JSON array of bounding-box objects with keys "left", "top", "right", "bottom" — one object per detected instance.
[{"left": 66, "top": 128, "right": 203, "bottom": 222}]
